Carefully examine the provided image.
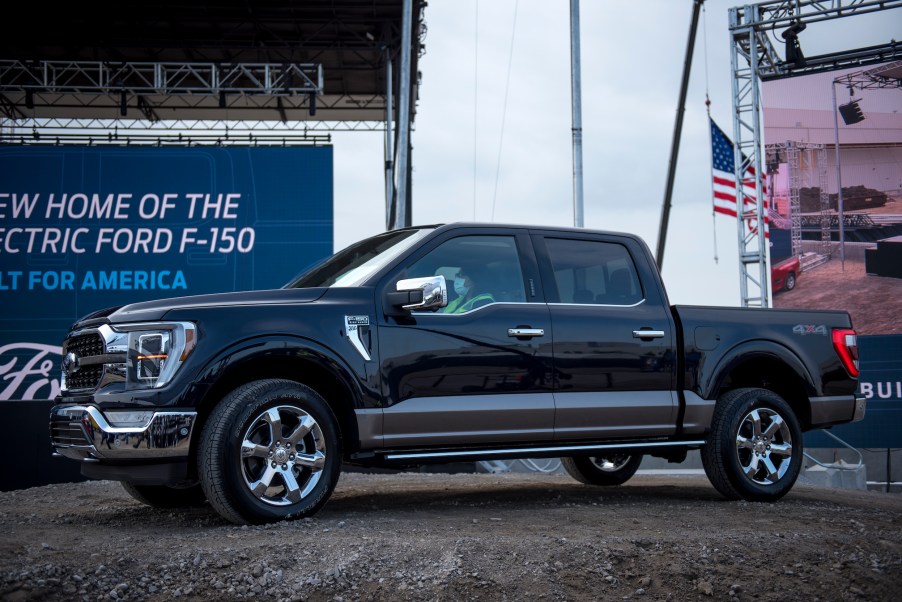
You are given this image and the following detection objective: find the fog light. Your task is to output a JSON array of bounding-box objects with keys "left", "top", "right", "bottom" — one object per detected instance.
[{"left": 105, "top": 410, "right": 154, "bottom": 428}]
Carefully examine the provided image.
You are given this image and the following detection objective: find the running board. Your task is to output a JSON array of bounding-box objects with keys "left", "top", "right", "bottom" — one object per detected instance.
[{"left": 382, "top": 440, "right": 706, "bottom": 463}]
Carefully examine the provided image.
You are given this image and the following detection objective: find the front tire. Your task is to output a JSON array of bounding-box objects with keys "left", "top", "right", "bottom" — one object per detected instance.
[
  {"left": 199, "top": 379, "right": 341, "bottom": 524},
  {"left": 702, "top": 388, "right": 803, "bottom": 502},
  {"left": 561, "top": 454, "right": 643, "bottom": 486}
]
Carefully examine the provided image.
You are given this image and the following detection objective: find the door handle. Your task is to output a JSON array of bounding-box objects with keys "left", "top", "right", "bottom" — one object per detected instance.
[
  {"left": 633, "top": 330, "right": 665, "bottom": 339},
  {"left": 508, "top": 328, "right": 545, "bottom": 338}
]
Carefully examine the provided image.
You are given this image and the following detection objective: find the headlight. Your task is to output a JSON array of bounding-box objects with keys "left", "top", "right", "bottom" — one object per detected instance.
[
  {"left": 61, "top": 321, "right": 196, "bottom": 392},
  {"left": 124, "top": 323, "right": 196, "bottom": 389}
]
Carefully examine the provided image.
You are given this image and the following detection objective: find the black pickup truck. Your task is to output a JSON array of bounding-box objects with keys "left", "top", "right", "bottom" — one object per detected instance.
[{"left": 51, "top": 223, "right": 865, "bottom": 524}]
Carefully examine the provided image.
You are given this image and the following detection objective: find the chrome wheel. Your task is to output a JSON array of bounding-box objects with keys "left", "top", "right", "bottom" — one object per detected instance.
[
  {"left": 590, "top": 454, "right": 633, "bottom": 472},
  {"left": 703, "top": 388, "right": 803, "bottom": 502},
  {"left": 562, "top": 453, "right": 643, "bottom": 486},
  {"left": 735, "top": 407, "right": 795, "bottom": 485},
  {"left": 239, "top": 405, "right": 327, "bottom": 507}
]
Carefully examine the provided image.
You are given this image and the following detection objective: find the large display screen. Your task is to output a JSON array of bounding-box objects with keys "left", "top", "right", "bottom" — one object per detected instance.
[
  {"left": 762, "top": 65, "right": 902, "bottom": 336},
  {"left": 0, "top": 145, "right": 333, "bottom": 400}
]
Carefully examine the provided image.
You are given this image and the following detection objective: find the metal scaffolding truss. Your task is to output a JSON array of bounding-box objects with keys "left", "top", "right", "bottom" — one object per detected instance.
[
  {"left": 728, "top": 0, "right": 901, "bottom": 307},
  {"left": 769, "top": 141, "right": 831, "bottom": 257},
  {"left": 0, "top": 60, "right": 322, "bottom": 97},
  {"left": 835, "top": 60, "right": 902, "bottom": 91},
  {"left": 0, "top": 118, "right": 332, "bottom": 147},
  {"left": 0, "top": 0, "right": 425, "bottom": 225},
  {"left": 0, "top": 118, "right": 385, "bottom": 146},
  {"left": 738, "top": 1, "right": 902, "bottom": 82}
]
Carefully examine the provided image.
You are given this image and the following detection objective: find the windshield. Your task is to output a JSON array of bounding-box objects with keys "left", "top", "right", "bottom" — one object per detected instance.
[{"left": 285, "top": 227, "right": 434, "bottom": 288}]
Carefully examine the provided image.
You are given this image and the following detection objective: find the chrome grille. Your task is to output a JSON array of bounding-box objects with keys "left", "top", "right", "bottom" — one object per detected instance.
[
  {"left": 63, "top": 331, "right": 105, "bottom": 390},
  {"left": 64, "top": 332, "right": 104, "bottom": 358}
]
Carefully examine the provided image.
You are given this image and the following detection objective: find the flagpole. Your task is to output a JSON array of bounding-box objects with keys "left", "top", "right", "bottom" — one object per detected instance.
[{"left": 707, "top": 98, "right": 718, "bottom": 264}]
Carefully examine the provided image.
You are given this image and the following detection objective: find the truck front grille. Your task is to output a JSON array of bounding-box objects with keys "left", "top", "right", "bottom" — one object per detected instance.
[{"left": 63, "top": 332, "right": 105, "bottom": 391}]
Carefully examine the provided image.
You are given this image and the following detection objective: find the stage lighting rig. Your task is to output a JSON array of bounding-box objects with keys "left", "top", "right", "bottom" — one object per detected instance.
[
  {"left": 780, "top": 20, "right": 807, "bottom": 68},
  {"left": 839, "top": 96, "right": 865, "bottom": 125}
]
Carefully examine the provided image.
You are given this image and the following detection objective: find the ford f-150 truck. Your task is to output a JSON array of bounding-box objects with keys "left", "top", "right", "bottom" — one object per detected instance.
[{"left": 50, "top": 223, "right": 864, "bottom": 524}]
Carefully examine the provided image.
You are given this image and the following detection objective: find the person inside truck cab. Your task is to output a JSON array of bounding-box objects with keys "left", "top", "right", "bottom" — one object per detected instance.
[{"left": 443, "top": 264, "right": 495, "bottom": 313}]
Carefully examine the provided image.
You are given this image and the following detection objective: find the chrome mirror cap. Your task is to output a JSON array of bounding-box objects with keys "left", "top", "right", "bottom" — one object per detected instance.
[{"left": 396, "top": 276, "right": 447, "bottom": 311}]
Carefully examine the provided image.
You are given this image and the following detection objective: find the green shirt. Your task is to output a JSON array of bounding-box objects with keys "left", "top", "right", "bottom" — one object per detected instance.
[{"left": 443, "top": 293, "right": 495, "bottom": 314}]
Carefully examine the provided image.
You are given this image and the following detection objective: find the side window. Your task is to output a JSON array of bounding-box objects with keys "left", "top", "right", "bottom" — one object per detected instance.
[
  {"left": 406, "top": 235, "right": 526, "bottom": 313},
  {"left": 544, "top": 238, "right": 643, "bottom": 305}
]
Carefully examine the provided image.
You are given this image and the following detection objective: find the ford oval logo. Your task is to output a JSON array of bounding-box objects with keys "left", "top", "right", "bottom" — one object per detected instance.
[{"left": 62, "top": 351, "right": 80, "bottom": 376}]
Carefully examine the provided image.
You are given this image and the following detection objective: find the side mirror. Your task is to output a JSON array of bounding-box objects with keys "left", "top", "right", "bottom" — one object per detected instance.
[{"left": 388, "top": 276, "right": 447, "bottom": 311}]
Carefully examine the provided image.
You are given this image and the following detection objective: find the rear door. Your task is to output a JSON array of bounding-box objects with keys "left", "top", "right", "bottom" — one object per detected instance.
[{"left": 532, "top": 232, "right": 678, "bottom": 440}]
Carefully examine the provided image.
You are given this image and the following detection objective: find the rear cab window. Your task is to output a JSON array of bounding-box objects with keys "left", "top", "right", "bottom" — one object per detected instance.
[{"left": 541, "top": 237, "right": 644, "bottom": 306}]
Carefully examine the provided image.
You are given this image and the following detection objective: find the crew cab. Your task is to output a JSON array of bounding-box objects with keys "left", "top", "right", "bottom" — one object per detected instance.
[{"left": 50, "top": 223, "right": 864, "bottom": 524}]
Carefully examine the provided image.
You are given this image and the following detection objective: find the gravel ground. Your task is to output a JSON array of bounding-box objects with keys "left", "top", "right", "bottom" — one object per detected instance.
[{"left": 1, "top": 472, "right": 901, "bottom": 601}]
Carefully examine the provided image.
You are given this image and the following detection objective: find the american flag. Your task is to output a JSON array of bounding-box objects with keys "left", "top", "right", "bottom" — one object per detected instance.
[{"left": 711, "top": 118, "right": 768, "bottom": 236}]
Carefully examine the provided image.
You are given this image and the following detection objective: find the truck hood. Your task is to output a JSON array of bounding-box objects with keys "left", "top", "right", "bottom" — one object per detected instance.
[{"left": 88, "top": 288, "right": 329, "bottom": 325}]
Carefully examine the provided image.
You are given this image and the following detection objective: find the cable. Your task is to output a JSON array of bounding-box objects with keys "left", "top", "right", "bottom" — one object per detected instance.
[
  {"left": 490, "top": 0, "right": 519, "bottom": 222},
  {"left": 473, "top": 0, "right": 479, "bottom": 220}
]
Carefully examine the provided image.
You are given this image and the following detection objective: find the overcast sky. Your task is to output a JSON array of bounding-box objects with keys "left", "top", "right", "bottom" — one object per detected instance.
[{"left": 330, "top": 0, "right": 900, "bottom": 307}]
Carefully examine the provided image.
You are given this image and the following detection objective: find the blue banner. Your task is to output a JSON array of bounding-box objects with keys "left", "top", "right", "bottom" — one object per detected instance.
[
  {"left": 806, "top": 334, "right": 902, "bottom": 448},
  {"left": 0, "top": 145, "right": 333, "bottom": 400}
]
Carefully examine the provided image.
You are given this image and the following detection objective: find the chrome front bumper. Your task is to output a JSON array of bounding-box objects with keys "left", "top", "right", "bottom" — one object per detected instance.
[{"left": 50, "top": 405, "right": 196, "bottom": 461}]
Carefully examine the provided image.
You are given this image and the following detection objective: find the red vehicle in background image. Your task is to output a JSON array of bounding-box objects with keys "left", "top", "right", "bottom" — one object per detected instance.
[{"left": 772, "top": 256, "right": 800, "bottom": 293}]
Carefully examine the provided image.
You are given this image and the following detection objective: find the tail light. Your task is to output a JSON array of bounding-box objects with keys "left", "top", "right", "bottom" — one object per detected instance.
[{"left": 832, "top": 328, "right": 859, "bottom": 377}]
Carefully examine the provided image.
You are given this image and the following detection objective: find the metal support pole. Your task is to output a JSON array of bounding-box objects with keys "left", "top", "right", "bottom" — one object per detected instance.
[
  {"left": 384, "top": 52, "right": 394, "bottom": 230},
  {"left": 390, "top": 0, "right": 413, "bottom": 231},
  {"left": 751, "top": 32, "right": 770, "bottom": 308},
  {"left": 570, "top": 0, "right": 584, "bottom": 228},
  {"left": 831, "top": 80, "right": 846, "bottom": 266},
  {"left": 656, "top": 0, "right": 704, "bottom": 268}
]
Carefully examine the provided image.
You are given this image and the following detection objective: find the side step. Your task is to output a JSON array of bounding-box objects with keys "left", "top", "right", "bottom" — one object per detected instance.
[{"left": 378, "top": 439, "right": 706, "bottom": 464}]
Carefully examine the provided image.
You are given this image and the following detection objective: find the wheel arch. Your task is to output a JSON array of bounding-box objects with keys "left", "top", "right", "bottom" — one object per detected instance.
[
  {"left": 706, "top": 341, "right": 817, "bottom": 430},
  {"left": 187, "top": 337, "right": 364, "bottom": 477}
]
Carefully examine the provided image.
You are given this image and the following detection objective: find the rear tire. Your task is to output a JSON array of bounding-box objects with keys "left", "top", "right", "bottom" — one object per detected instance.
[
  {"left": 561, "top": 454, "right": 643, "bottom": 486},
  {"left": 785, "top": 272, "right": 796, "bottom": 291},
  {"left": 199, "top": 379, "right": 342, "bottom": 524},
  {"left": 121, "top": 482, "right": 206, "bottom": 508},
  {"left": 702, "top": 388, "right": 803, "bottom": 502}
]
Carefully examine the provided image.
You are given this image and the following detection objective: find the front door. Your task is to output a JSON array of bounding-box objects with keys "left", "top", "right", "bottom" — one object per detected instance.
[{"left": 378, "top": 230, "right": 555, "bottom": 448}]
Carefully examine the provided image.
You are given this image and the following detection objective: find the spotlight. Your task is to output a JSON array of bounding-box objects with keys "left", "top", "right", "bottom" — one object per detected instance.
[
  {"left": 219, "top": 91, "right": 226, "bottom": 109},
  {"left": 120, "top": 90, "right": 128, "bottom": 116},
  {"left": 839, "top": 99, "right": 865, "bottom": 125},
  {"left": 309, "top": 92, "right": 317, "bottom": 117},
  {"left": 781, "top": 21, "right": 807, "bottom": 68}
]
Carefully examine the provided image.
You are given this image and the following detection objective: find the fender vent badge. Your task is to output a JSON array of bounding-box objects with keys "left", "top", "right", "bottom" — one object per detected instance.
[{"left": 345, "top": 316, "right": 371, "bottom": 361}]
